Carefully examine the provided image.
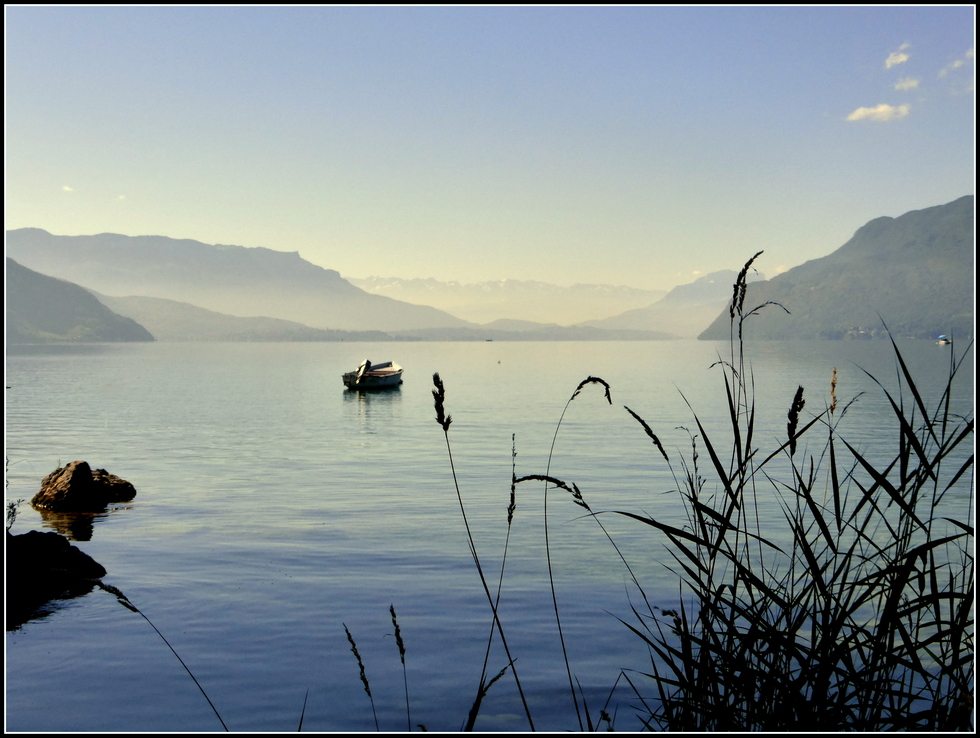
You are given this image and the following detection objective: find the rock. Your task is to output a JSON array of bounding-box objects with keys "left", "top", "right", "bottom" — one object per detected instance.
[
  {"left": 6, "top": 530, "right": 107, "bottom": 630},
  {"left": 31, "top": 460, "right": 137, "bottom": 512},
  {"left": 6, "top": 530, "right": 107, "bottom": 579}
]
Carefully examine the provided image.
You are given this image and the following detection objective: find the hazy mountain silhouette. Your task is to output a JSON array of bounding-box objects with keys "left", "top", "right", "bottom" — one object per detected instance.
[
  {"left": 578, "top": 269, "right": 764, "bottom": 338},
  {"left": 349, "top": 276, "right": 667, "bottom": 325},
  {"left": 699, "top": 195, "right": 974, "bottom": 340},
  {"left": 5, "top": 229, "right": 470, "bottom": 332},
  {"left": 4, "top": 254, "right": 677, "bottom": 343},
  {"left": 390, "top": 325, "right": 677, "bottom": 341},
  {"left": 6, "top": 258, "right": 154, "bottom": 344},
  {"left": 93, "top": 293, "right": 677, "bottom": 342},
  {"left": 11, "top": 195, "right": 969, "bottom": 341},
  {"left": 93, "top": 293, "right": 391, "bottom": 342}
]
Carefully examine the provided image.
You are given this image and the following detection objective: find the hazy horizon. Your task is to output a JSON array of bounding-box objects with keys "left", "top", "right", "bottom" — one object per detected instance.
[{"left": 6, "top": 7, "right": 975, "bottom": 292}]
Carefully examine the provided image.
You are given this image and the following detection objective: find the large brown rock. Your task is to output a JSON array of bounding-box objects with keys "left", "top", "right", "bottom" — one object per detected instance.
[{"left": 31, "top": 460, "right": 137, "bottom": 512}]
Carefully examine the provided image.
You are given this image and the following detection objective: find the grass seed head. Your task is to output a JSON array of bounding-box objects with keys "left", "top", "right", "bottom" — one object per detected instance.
[
  {"left": 787, "top": 385, "right": 805, "bottom": 456},
  {"left": 731, "top": 250, "right": 764, "bottom": 319},
  {"left": 344, "top": 623, "right": 373, "bottom": 698},
  {"left": 432, "top": 373, "right": 453, "bottom": 431},
  {"left": 625, "top": 405, "right": 670, "bottom": 463},
  {"left": 389, "top": 604, "right": 406, "bottom": 662},
  {"left": 830, "top": 367, "right": 838, "bottom": 416},
  {"left": 572, "top": 376, "right": 612, "bottom": 404}
]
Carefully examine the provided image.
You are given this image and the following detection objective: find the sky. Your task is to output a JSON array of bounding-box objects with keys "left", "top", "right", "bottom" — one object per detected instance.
[{"left": 5, "top": 6, "right": 975, "bottom": 291}]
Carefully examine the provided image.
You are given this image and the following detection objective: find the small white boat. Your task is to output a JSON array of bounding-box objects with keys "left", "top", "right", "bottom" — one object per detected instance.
[
  {"left": 343, "top": 360, "right": 403, "bottom": 390},
  {"left": 937, "top": 335, "right": 952, "bottom": 345}
]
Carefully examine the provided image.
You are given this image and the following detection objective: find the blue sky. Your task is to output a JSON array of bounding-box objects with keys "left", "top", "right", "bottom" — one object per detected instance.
[{"left": 5, "top": 6, "right": 975, "bottom": 290}]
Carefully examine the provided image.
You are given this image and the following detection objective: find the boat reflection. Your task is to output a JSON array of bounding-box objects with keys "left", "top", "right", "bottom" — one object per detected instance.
[{"left": 342, "top": 385, "right": 402, "bottom": 405}]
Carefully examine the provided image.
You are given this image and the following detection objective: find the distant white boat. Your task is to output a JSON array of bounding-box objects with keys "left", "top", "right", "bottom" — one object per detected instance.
[
  {"left": 937, "top": 335, "right": 952, "bottom": 345},
  {"left": 343, "top": 360, "right": 403, "bottom": 390}
]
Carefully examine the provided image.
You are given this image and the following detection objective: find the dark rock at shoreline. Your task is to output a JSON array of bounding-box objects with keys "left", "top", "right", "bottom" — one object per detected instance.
[
  {"left": 31, "top": 460, "right": 137, "bottom": 512},
  {"left": 6, "top": 530, "right": 107, "bottom": 630}
]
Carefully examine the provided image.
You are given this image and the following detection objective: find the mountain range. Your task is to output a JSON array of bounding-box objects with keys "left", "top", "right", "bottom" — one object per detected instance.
[
  {"left": 6, "top": 195, "right": 973, "bottom": 343},
  {"left": 4, "top": 228, "right": 682, "bottom": 339},
  {"left": 699, "top": 195, "right": 974, "bottom": 340},
  {"left": 92, "top": 293, "right": 390, "bottom": 342},
  {"left": 348, "top": 276, "right": 666, "bottom": 326},
  {"left": 578, "top": 269, "right": 763, "bottom": 338},
  {"left": 6, "top": 257, "right": 154, "bottom": 344},
  {"left": 5, "top": 229, "right": 466, "bottom": 332},
  {"left": 89, "top": 293, "right": 674, "bottom": 342}
]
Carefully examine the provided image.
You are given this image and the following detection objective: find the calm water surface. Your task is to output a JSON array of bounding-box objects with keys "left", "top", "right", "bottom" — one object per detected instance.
[{"left": 5, "top": 339, "right": 973, "bottom": 732}]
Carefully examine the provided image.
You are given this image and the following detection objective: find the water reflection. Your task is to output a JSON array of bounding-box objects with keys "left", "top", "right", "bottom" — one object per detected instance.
[
  {"left": 5, "top": 340, "right": 972, "bottom": 731},
  {"left": 342, "top": 387, "right": 402, "bottom": 407},
  {"left": 6, "top": 577, "right": 101, "bottom": 631},
  {"left": 36, "top": 507, "right": 124, "bottom": 541},
  {"left": 5, "top": 343, "right": 122, "bottom": 357},
  {"left": 342, "top": 387, "right": 403, "bottom": 437}
]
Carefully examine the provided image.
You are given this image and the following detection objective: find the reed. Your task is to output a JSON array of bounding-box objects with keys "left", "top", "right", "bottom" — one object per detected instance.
[
  {"left": 98, "top": 581, "right": 229, "bottom": 731},
  {"left": 538, "top": 376, "right": 612, "bottom": 732},
  {"left": 432, "top": 373, "right": 535, "bottom": 731},
  {"left": 344, "top": 623, "right": 380, "bottom": 731},
  {"left": 609, "top": 260, "right": 974, "bottom": 731},
  {"left": 431, "top": 253, "right": 973, "bottom": 731},
  {"left": 388, "top": 604, "right": 412, "bottom": 732},
  {"left": 434, "top": 374, "right": 633, "bottom": 731},
  {"left": 469, "top": 436, "right": 519, "bottom": 731}
]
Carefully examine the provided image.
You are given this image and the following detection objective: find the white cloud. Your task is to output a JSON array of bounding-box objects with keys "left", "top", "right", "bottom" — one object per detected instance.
[
  {"left": 939, "top": 49, "right": 974, "bottom": 78},
  {"left": 885, "top": 44, "right": 911, "bottom": 69},
  {"left": 62, "top": 185, "right": 74, "bottom": 192},
  {"left": 893, "top": 77, "right": 920, "bottom": 91},
  {"left": 939, "top": 60, "right": 965, "bottom": 77},
  {"left": 846, "top": 103, "right": 911, "bottom": 122}
]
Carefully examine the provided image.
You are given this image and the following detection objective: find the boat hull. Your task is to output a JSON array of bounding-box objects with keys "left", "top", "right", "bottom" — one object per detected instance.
[
  {"left": 342, "top": 371, "right": 403, "bottom": 390},
  {"left": 342, "top": 360, "right": 404, "bottom": 390}
]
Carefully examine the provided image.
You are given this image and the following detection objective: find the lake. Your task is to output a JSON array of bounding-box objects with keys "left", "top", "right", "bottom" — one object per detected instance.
[{"left": 5, "top": 338, "right": 973, "bottom": 732}]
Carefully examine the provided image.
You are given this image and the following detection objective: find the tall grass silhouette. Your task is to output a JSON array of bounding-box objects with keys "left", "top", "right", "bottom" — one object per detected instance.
[
  {"left": 432, "top": 372, "right": 535, "bottom": 731},
  {"left": 98, "top": 581, "right": 229, "bottom": 731},
  {"left": 431, "top": 253, "right": 973, "bottom": 731},
  {"left": 612, "top": 257, "right": 974, "bottom": 730}
]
